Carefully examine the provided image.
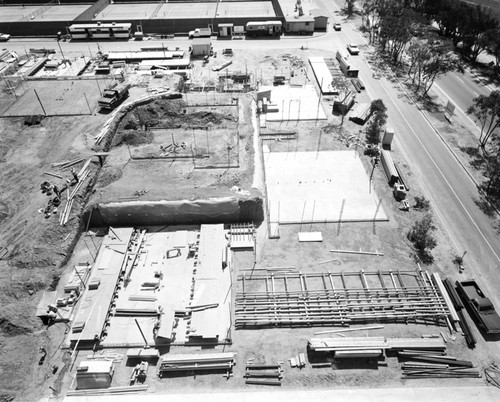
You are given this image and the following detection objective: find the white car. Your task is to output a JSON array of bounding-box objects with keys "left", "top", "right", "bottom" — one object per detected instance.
[
  {"left": 347, "top": 43, "right": 359, "bottom": 55},
  {"left": 0, "top": 33, "right": 11, "bottom": 42}
]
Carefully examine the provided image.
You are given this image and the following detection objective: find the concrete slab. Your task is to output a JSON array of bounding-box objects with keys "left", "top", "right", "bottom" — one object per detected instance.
[
  {"left": 264, "top": 85, "right": 327, "bottom": 121},
  {"left": 264, "top": 150, "right": 388, "bottom": 224},
  {"left": 94, "top": 4, "right": 159, "bottom": 21}
]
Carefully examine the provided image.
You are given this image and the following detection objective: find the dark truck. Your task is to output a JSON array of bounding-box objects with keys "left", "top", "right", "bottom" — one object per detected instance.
[
  {"left": 456, "top": 280, "right": 500, "bottom": 334},
  {"left": 98, "top": 82, "right": 130, "bottom": 110}
]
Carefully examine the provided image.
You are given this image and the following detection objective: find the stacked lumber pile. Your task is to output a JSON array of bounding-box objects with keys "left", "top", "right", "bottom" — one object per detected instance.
[
  {"left": 399, "top": 351, "right": 480, "bottom": 379},
  {"left": 309, "top": 336, "right": 446, "bottom": 358},
  {"left": 289, "top": 353, "right": 306, "bottom": 368},
  {"left": 245, "top": 363, "right": 282, "bottom": 386},
  {"left": 66, "top": 385, "right": 147, "bottom": 396},
  {"left": 158, "top": 352, "right": 235, "bottom": 376}
]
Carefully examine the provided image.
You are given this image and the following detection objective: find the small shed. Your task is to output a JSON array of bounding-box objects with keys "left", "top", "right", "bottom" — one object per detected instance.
[
  {"left": 218, "top": 23, "right": 234, "bottom": 37},
  {"left": 76, "top": 360, "right": 114, "bottom": 390},
  {"left": 310, "top": 8, "right": 329, "bottom": 30},
  {"left": 285, "top": 14, "right": 315, "bottom": 33},
  {"left": 191, "top": 38, "right": 212, "bottom": 57}
]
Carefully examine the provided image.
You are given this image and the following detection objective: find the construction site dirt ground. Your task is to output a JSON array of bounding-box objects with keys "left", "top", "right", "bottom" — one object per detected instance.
[{"left": 0, "top": 46, "right": 498, "bottom": 402}]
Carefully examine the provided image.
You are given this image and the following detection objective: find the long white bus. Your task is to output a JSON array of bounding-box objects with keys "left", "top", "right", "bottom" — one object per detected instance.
[{"left": 68, "top": 22, "right": 132, "bottom": 40}]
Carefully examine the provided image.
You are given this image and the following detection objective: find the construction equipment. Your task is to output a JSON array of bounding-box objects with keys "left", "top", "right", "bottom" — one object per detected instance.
[
  {"left": 98, "top": 83, "right": 130, "bottom": 110},
  {"left": 130, "top": 361, "right": 148, "bottom": 384}
]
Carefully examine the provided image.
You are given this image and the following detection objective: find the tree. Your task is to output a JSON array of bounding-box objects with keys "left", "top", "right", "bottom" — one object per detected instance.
[
  {"left": 485, "top": 28, "right": 500, "bottom": 67},
  {"left": 345, "top": 0, "right": 356, "bottom": 18},
  {"left": 407, "top": 38, "right": 459, "bottom": 95},
  {"left": 467, "top": 91, "right": 500, "bottom": 151},
  {"left": 407, "top": 213, "right": 437, "bottom": 264},
  {"left": 479, "top": 137, "right": 500, "bottom": 205},
  {"left": 365, "top": 99, "right": 388, "bottom": 144}
]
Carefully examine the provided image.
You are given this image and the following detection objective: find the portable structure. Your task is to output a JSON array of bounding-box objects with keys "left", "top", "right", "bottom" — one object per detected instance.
[
  {"left": 219, "top": 23, "right": 234, "bottom": 37},
  {"left": 246, "top": 21, "right": 282, "bottom": 37},
  {"left": 191, "top": 38, "right": 212, "bottom": 57},
  {"left": 284, "top": 15, "right": 315, "bottom": 33},
  {"left": 380, "top": 149, "right": 399, "bottom": 186},
  {"left": 76, "top": 360, "right": 114, "bottom": 390},
  {"left": 336, "top": 50, "right": 359, "bottom": 78},
  {"left": 382, "top": 128, "right": 395, "bottom": 150},
  {"left": 68, "top": 22, "right": 131, "bottom": 40},
  {"left": 309, "top": 8, "right": 329, "bottom": 30}
]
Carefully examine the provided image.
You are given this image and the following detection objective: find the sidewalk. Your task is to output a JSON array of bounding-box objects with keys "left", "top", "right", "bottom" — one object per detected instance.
[{"left": 55, "top": 385, "right": 500, "bottom": 402}]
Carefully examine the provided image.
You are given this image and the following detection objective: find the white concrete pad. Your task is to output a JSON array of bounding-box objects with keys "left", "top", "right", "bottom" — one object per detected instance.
[
  {"left": 265, "top": 85, "right": 327, "bottom": 121},
  {"left": 264, "top": 150, "right": 388, "bottom": 224}
]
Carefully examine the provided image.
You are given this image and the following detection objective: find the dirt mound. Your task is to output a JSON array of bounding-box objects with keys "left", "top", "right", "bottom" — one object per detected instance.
[
  {"left": 0, "top": 317, "right": 32, "bottom": 337},
  {"left": 0, "top": 201, "right": 8, "bottom": 225},
  {"left": 113, "top": 130, "right": 154, "bottom": 147},
  {"left": 98, "top": 166, "right": 123, "bottom": 188},
  {"left": 8, "top": 244, "right": 55, "bottom": 269}
]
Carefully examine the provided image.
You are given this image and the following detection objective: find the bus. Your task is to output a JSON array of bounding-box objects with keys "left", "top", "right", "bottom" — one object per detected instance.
[{"left": 68, "top": 22, "right": 132, "bottom": 40}]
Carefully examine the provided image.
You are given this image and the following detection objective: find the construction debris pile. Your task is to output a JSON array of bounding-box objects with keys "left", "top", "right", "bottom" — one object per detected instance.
[{"left": 399, "top": 351, "right": 480, "bottom": 379}]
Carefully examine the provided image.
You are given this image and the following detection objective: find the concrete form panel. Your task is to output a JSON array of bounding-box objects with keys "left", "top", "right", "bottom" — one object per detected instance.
[{"left": 264, "top": 150, "right": 388, "bottom": 224}]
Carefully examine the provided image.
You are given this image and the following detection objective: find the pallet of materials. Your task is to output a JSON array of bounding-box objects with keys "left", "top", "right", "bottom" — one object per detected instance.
[
  {"left": 158, "top": 352, "right": 235, "bottom": 375},
  {"left": 349, "top": 102, "right": 372, "bottom": 124}
]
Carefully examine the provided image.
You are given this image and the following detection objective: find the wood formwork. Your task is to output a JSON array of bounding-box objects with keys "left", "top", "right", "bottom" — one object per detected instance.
[{"left": 235, "top": 269, "right": 450, "bottom": 328}]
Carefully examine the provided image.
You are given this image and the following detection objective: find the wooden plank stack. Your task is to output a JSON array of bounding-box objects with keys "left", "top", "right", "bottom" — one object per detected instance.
[
  {"left": 158, "top": 352, "right": 235, "bottom": 376},
  {"left": 245, "top": 363, "right": 282, "bottom": 386},
  {"left": 66, "top": 385, "right": 148, "bottom": 396},
  {"left": 308, "top": 337, "right": 446, "bottom": 356},
  {"left": 399, "top": 351, "right": 480, "bottom": 379}
]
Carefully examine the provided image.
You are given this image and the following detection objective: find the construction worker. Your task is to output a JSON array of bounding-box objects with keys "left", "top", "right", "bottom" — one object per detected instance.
[{"left": 70, "top": 167, "right": 79, "bottom": 184}]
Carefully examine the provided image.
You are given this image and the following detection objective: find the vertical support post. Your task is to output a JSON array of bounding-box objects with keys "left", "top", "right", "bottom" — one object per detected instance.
[{"left": 83, "top": 92, "right": 92, "bottom": 114}]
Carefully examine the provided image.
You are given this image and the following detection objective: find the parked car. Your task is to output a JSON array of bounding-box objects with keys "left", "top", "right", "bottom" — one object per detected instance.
[
  {"left": 333, "top": 23, "right": 342, "bottom": 31},
  {"left": 347, "top": 43, "right": 359, "bottom": 55},
  {"left": 456, "top": 280, "right": 500, "bottom": 334},
  {"left": 0, "top": 33, "right": 11, "bottom": 42}
]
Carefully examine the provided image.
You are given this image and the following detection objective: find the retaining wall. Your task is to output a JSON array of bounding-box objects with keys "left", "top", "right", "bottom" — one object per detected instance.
[{"left": 84, "top": 196, "right": 264, "bottom": 227}]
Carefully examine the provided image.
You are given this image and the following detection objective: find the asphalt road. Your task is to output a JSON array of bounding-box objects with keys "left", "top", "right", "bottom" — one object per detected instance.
[{"left": 3, "top": 4, "right": 500, "bottom": 345}]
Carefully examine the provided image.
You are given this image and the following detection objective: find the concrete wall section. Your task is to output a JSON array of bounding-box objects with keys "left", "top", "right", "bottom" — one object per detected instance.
[
  {"left": 0, "top": 20, "right": 69, "bottom": 36},
  {"left": 87, "top": 196, "right": 263, "bottom": 227}
]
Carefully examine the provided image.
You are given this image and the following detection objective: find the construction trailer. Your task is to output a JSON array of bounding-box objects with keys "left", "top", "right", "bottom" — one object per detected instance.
[
  {"left": 285, "top": 15, "right": 315, "bottom": 33},
  {"left": 68, "top": 22, "right": 131, "bottom": 40},
  {"left": 382, "top": 128, "right": 395, "bottom": 150},
  {"left": 380, "top": 149, "right": 400, "bottom": 186},
  {"left": 336, "top": 50, "right": 359, "bottom": 78},
  {"left": 190, "top": 38, "right": 212, "bottom": 57},
  {"left": 76, "top": 360, "right": 114, "bottom": 390},
  {"left": 246, "top": 21, "right": 282, "bottom": 37}
]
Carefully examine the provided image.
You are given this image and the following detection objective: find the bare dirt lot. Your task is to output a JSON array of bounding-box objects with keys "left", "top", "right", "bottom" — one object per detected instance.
[{"left": 0, "top": 44, "right": 498, "bottom": 402}]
